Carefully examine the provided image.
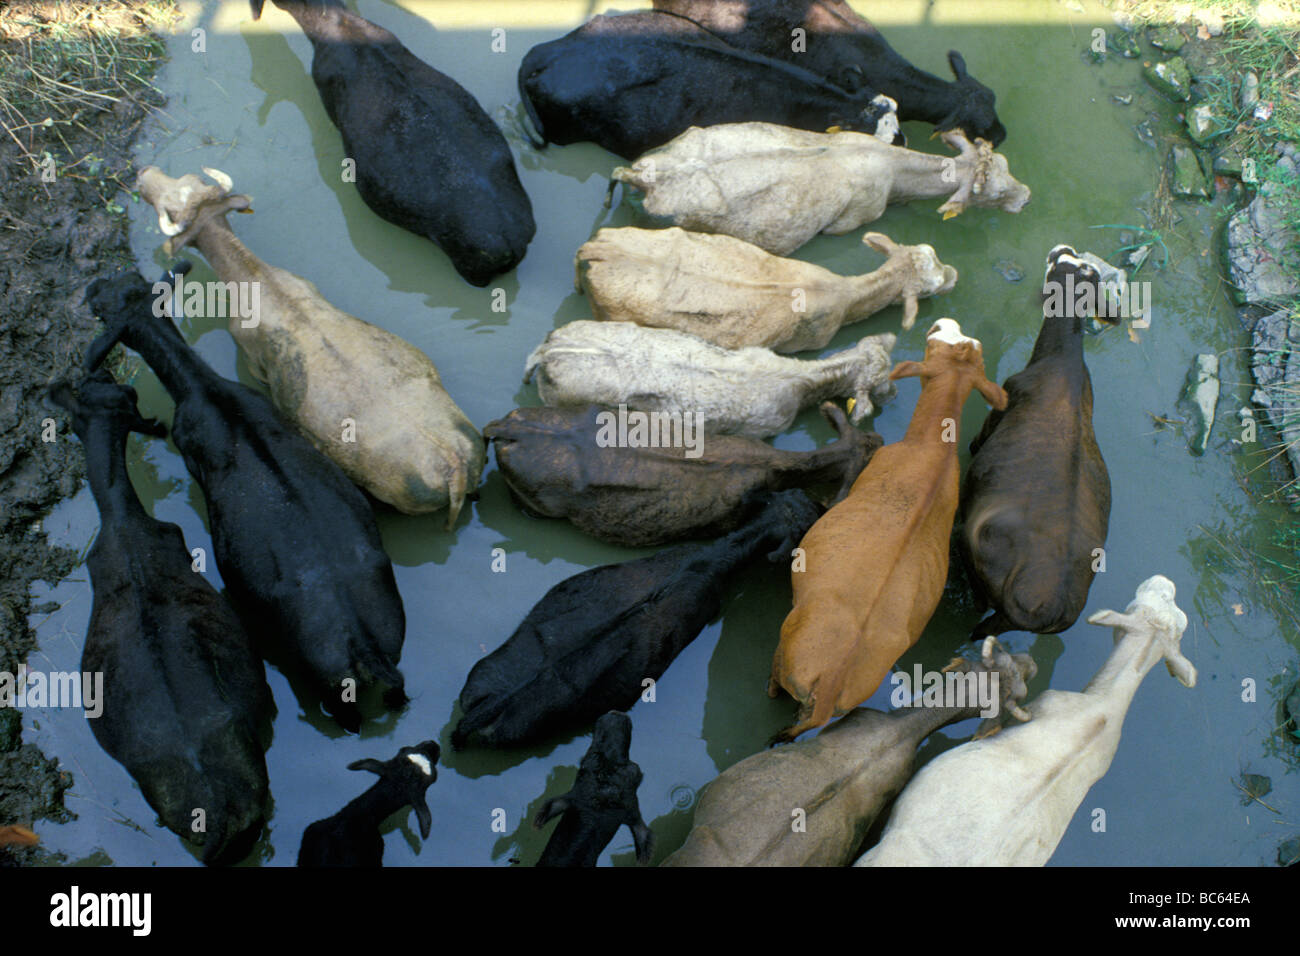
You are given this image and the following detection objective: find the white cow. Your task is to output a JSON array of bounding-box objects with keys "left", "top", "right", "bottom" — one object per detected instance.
[
  {"left": 524, "top": 320, "right": 896, "bottom": 438},
  {"left": 855, "top": 575, "right": 1196, "bottom": 867},
  {"left": 612, "top": 123, "right": 1030, "bottom": 256}
]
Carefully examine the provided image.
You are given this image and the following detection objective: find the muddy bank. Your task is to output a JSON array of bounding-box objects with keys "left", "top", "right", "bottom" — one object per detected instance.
[{"left": 0, "top": 0, "right": 172, "bottom": 864}]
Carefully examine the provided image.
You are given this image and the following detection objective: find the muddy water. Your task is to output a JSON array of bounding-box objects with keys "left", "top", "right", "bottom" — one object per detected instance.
[{"left": 23, "top": 0, "right": 1299, "bottom": 866}]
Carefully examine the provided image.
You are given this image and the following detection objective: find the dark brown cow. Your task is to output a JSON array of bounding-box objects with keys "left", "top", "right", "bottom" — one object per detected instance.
[
  {"left": 959, "top": 246, "right": 1115, "bottom": 640},
  {"left": 483, "top": 402, "right": 879, "bottom": 548}
]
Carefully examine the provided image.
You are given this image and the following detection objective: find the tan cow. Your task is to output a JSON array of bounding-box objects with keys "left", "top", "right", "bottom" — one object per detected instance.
[
  {"left": 769, "top": 319, "right": 1008, "bottom": 740},
  {"left": 576, "top": 227, "right": 957, "bottom": 349},
  {"left": 136, "top": 167, "right": 484, "bottom": 526}
]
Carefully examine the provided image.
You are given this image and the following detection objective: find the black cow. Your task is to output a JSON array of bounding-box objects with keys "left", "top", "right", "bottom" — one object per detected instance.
[
  {"left": 452, "top": 490, "right": 821, "bottom": 749},
  {"left": 959, "top": 246, "right": 1115, "bottom": 640},
  {"left": 298, "top": 741, "right": 440, "bottom": 867},
  {"left": 250, "top": 0, "right": 534, "bottom": 286},
  {"left": 84, "top": 266, "right": 407, "bottom": 730},
  {"left": 518, "top": 10, "right": 903, "bottom": 160},
  {"left": 534, "top": 713, "right": 653, "bottom": 867},
  {"left": 653, "top": 0, "right": 1007, "bottom": 144},
  {"left": 46, "top": 371, "right": 272, "bottom": 865}
]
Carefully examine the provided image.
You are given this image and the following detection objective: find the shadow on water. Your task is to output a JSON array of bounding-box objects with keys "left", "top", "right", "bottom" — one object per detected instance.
[
  {"left": 494, "top": 762, "right": 575, "bottom": 865},
  {"left": 700, "top": 562, "right": 800, "bottom": 771},
  {"left": 242, "top": 23, "right": 506, "bottom": 322}
]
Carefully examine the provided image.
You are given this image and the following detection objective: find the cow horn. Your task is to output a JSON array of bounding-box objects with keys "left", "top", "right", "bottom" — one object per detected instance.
[
  {"left": 157, "top": 207, "right": 184, "bottom": 237},
  {"left": 202, "top": 167, "right": 234, "bottom": 193}
]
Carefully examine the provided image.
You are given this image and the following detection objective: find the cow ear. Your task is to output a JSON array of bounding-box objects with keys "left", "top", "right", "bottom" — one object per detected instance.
[
  {"left": 975, "top": 376, "right": 1008, "bottom": 410},
  {"left": 410, "top": 793, "right": 433, "bottom": 840},
  {"left": 1164, "top": 652, "right": 1197, "bottom": 688},
  {"left": 901, "top": 294, "right": 919, "bottom": 330},
  {"left": 862, "top": 232, "right": 898, "bottom": 256},
  {"left": 889, "top": 360, "right": 926, "bottom": 381},
  {"left": 1087, "top": 609, "right": 1136, "bottom": 629},
  {"left": 948, "top": 50, "right": 969, "bottom": 80}
]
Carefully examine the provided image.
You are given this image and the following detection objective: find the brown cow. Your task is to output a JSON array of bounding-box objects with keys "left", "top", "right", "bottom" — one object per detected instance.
[{"left": 769, "top": 319, "right": 1008, "bottom": 741}]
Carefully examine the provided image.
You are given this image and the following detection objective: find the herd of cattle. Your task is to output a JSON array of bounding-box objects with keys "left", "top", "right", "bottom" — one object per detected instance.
[{"left": 39, "top": 0, "right": 1200, "bottom": 867}]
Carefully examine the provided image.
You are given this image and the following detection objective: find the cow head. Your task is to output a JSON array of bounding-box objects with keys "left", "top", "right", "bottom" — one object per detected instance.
[
  {"left": 1087, "top": 575, "right": 1196, "bottom": 689},
  {"left": 347, "top": 740, "right": 440, "bottom": 839},
  {"left": 863, "top": 232, "right": 958, "bottom": 329},
  {"left": 938, "top": 51, "right": 1007, "bottom": 146},
  {"left": 842, "top": 331, "right": 897, "bottom": 423},
  {"left": 45, "top": 368, "right": 168, "bottom": 443},
  {"left": 588, "top": 711, "right": 635, "bottom": 767},
  {"left": 888, "top": 319, "right": 1008, "bottom": 410},
  {"left": 936, "top": 130, "right": 1031, "bottom": 220},
  {"left": 1043, "top": 245, "right": 1125, "bottom": 327},
  {"left": 858, "top": 94, "right": 904, "bottom": 146},
  {"left": 137, "top": 166, "right": 252, "bottom": 255}
]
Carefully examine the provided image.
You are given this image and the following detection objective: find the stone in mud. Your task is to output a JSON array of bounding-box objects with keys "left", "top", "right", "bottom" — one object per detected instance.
[
  {"left": 1213, "top": 145, "right": 1246, "bottom": 178},
  {"left": 1238, "top": 772, "right": 1271, "bottom": 804},
  {"left": 1147, "top": 26, "right": 1186, "bottom": 53},
  {"left": 1135, "top": 118, "right": 1157, "bottom": 149},
  {"left": 1144, "top": 56, "right": 1192, "bottom": 101},
  {"left": 1248, "top": 309, "right": 1300, "bottom": 478},
  {"left": 1280, "top": 836, "right": 1300, "bottom": 867},
  {"left": 1178, "top": 353, "right": 1219, "bottom": 455},
  {"left": 1186, "top": 103, "right": 1229, "bottom": 146},
  {"left": 1110, "top": 31, "right": 1140, "bottom": 58},
  {"left": 1170, "top": 145, "right": 1211, "bottom": 198},
  {"left": 1195, "top": 10, "right": 1225, "bottom": 37},
  {"left": 994, "top": 259, "right": 1024, "bottom": 282},
  {"left": 1284, "top": 677, "right": 1299, "bottom": 741},
  {"left": 1110, "top": 9, "right": 1138, "bottom": 33},
  {"left": 1225, "top": 182, "right": 1300, "bottom": 305},
  {"left": 1240, "top": 72, "right": 1260, "bottom": 111}
]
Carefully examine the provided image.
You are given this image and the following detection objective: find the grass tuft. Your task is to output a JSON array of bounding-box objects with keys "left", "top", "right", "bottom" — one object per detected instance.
[{"left": 0, "top": 1, "right": 178, "bottom": 202}]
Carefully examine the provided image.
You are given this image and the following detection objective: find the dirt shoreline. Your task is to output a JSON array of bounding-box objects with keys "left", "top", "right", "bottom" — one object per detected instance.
[{"left": 0, "top": 0, "right": 173, "bottom": 865}]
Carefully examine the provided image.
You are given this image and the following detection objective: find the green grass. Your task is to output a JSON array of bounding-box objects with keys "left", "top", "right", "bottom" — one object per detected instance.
[{"left": 0, "top": 1, "right": 177, "bottom": 207}]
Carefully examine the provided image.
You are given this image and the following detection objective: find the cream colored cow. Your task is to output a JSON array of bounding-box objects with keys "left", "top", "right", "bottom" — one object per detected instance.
[
  {"left": 577, "top": 228, "right": 956, "bottom": 349},
  {"left": 137, "top": 167, "right": 484, "bottom": 526}
]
